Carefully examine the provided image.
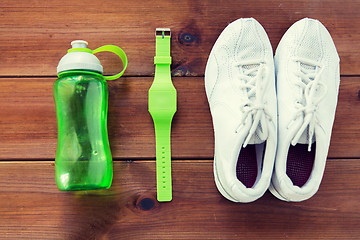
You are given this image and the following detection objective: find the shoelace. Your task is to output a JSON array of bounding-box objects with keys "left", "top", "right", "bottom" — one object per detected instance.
[
  {"left": 290, "top": 57, "right": 327, "bottom": 151},
  {"left": 234, "top": 61, "right": 271, "bottom": 148}
]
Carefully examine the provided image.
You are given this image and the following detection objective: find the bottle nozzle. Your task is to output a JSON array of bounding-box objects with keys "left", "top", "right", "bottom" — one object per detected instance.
[{"left": 71, "top": 40, "right": 88, "bottom": 49}]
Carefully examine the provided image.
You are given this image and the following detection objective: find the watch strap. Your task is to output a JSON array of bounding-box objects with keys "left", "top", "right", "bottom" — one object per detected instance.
[{"left": 148, "top": 28, "right": 177, "bottom": 202}]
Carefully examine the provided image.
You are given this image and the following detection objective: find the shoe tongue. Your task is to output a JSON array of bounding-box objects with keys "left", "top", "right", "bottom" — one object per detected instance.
[
  {"left": 300, "top": 62, "right": 316, "bottom": 71},
  {"left": 241, "top": 120, "right": 266, "bottom": 145},
  {"left": 240, "top": 64, "right": 260, "bottom": 101},
  {"left": 246, "top": 133, "right": 266, "bottom": 145},
  {"left": 300, "top": 62, "right": 316, "bottom": 81},
  {"left": 295, "top": 126, "right": 316, "bottom": 144},
  {"left": 242, "top": 64, "right": 260, "bottom": 77}
]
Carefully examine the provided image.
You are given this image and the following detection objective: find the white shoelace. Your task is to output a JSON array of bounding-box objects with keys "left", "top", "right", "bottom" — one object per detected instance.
[
  {"left": 234, "top": 60, "right": 271, "bottom": 148},
  {"left": 290, "top": 57, "right": 327, "bottom": 151}
]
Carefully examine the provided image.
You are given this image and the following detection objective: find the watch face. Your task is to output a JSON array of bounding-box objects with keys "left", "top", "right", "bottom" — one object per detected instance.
[{"left": 149, "top": 89, "right": 177, "bottom": 114}]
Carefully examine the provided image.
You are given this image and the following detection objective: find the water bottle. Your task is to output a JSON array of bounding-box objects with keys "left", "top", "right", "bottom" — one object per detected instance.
[{"left": 54, "top": 40, "right": 127, "bottom": 191}]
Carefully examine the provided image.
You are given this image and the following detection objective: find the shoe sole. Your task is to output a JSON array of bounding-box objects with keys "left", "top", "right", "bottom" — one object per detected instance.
[
  {"left": 269, "top": 182, "right": 288, "bottom": 201},
  {"left": 213, "top": 158, "right": 239, "bottom": 202}
]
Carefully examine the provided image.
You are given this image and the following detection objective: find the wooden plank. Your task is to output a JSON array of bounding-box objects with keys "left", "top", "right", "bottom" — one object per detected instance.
[
  {"left": 0, "top": 76, "right": 359, "bottom": 160},
  {"left": 0, "top": 160, "right": 358, "bottom": 239},
  {"left": 0, "top": 0, "right": 359, "bottom": 76}
]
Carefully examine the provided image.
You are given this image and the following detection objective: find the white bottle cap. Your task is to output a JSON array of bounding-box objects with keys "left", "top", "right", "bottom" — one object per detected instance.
[{"left": 57, "top": 40, "right": 103, "bottom": 74}]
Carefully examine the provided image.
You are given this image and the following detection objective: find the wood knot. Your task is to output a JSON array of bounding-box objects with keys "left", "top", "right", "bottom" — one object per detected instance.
[
  {"left": 136, "top": 196, "right": 157, "bottom": 211},
  {"left": 173, "top": 66, "right": 189, "bottom": 77},
  {"left": 357, "top": 90, "right": 360, "bottom": 99},
  {"left": 178, "top": 30, "right": 200, "bottom": 46},
  {"left": 180, "top": 33, "right": 195, "bottom": 44}
]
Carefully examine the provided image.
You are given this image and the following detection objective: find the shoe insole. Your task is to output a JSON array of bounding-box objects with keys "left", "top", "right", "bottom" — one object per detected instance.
[
  {"left": 236, "top": 145, "right": 257, "bottom": 188},
  {"left": 286, "top": 143, "right": 316, "bottom": 187}
]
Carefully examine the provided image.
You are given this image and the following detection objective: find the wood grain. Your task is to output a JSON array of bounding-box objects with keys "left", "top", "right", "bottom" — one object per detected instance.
[
  {"left": 0, "top": 160, "right": 358, "bottom": 239},
  {"left": 0, "top": 0, "right": 359, "bottom": 76},
  {"left": 1, "top": 1, "right": 359, "bottom": 239},
  {"left": 0, "top": 76, "right": 359, "bottom": 160}
]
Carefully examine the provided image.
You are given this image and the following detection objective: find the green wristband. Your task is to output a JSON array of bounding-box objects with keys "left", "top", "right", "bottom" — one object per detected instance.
[{"left": 148, "top": 28, "right": 177, "bottom": 202}]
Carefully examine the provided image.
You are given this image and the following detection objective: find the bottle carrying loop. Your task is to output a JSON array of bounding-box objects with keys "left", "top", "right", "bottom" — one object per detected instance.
[{"left": 92, "top": 45, "right": 128, "bottom": 80}]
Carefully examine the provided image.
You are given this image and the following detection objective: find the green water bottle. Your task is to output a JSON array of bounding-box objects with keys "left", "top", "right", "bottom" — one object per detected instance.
[{"left": 54, "top": 40, "right": 127, "bottom": 191}]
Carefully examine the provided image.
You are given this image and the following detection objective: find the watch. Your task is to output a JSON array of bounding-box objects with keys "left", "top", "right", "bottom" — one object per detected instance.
[{"left": 148, "top": 28, "right": 177, "bottom": 202}]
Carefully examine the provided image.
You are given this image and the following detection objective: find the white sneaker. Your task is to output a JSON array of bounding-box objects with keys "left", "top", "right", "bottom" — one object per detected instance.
[
  {"left": 205, "top": 18, "right": 277, "bottom": 203},
  {"left": 270, "top": 18, "right": 340, "bottom": 202}
]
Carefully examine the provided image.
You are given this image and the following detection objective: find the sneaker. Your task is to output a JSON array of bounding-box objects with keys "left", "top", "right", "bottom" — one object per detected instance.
[
  {"left": 270, "top": 18, "right": 340, "bottom": 202},
  {"left": 205, "top": 18, "right": 277, "bottom": 203}
]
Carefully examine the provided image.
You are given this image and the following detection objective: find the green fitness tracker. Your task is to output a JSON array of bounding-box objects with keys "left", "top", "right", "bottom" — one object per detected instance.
[{"left": 148, "top": 28, "right": 177, "bottom": 202}]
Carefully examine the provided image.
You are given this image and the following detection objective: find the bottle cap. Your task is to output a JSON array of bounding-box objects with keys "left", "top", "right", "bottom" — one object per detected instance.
[{"left": 57, "top": 40, "right": 103, "bottom": 74}]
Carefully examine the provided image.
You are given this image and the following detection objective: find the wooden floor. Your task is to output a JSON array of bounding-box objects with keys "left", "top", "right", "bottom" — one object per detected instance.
[{"left": 0, "top": 1, "right": 359, "bottom": 239}]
